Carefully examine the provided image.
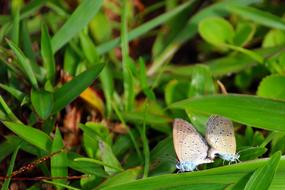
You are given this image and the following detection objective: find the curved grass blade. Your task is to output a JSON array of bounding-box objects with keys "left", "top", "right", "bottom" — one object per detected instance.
[
  {"left": 41, "top": 24, "right": 56, "bottom": 84},
  {"left": 244, "top": 151, "right": 281, "bottom": 190},
  {"left": 100, "top": 156, "right": 285, "bottom": 190},
  {"left": 1, "top": 145, "right": 21, "bottom": 190},
  {"left": 6, "top": 39, "right": 38, "bottom": 88},
  {"left": 51, "top": 0, "right": 104, "bottom": 52},
  {"left": 52, "top": 63, "right": 105, "bottom": 113},
  {"left": 2, "top": 121, "right": 52, "bottom": 151},
  {"left": 227, "top": 5, "right": 285, "bottom": 31}
]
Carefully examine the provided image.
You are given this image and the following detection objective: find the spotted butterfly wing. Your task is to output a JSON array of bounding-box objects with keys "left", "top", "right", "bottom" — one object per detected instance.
[
  {"left": 206, "top": 115, "right": 238, "bottom": 162},
  {"left": 173, "top": 119, "right": 212, "bottom": 169}
]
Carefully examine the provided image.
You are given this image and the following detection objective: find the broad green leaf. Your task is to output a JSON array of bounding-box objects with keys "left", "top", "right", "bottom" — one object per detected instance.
[
  {"left": 7, "top": 39, "right": 38, "bottom": 88},
  {"left": 227, "top": 5, "right": 285, "bottom": 31},
  {"left": 257, "top": 75, "right": 285, "bottom": 100},
  {"left": 198, "top": 17, "right": 235, "bottom": 46},
  {"left": 41, "top": 24, "right": 56, "bottom": 83},
  {"left": 262, "top": 30, "right": 285, "bottom": 48},
  {"left": 2, "top": 121, "right": 52, "bottom": 151},
  {"left": 31, "top": 89, "right": 53, "bottom": 120},
  {"left": 244, "top": 151, "right": 281, "bottom": 190},
  {"left": 169, "top": 94, "right": 285, "bottom": 132},
  {"left": 234, "top": 22, "right": 255, "bottom": 47},
  {"left": 52, "top": 0, "right": 104, "bottom": 52},
  {"left": 100, "top": 156, "right": 285, "bottom": 190},
  {"left": 52, "top": 63, "right": 105, "bottom": 113},
  {"left": 51, "top": 128, "right": 68, "bottom": 189},
  {"left": 1, "top": 145, "right": 20, "bottom": 190}
]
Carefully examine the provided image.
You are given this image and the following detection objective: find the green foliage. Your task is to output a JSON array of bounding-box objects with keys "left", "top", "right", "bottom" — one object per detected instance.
[{"left": 0, "top": 0, "right": 285, "bottom": 189}]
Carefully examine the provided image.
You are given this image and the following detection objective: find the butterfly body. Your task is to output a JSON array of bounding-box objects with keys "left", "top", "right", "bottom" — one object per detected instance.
[
  {"left": 173, "top": 119, "right": 213, "bottom": 172},
  {"left": 206, "top": 115, "right": 239, "bottom": 162}
]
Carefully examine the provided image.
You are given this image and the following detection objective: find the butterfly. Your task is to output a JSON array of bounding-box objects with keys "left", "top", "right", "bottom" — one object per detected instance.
[
  {"left": 205, "top": 115, "right": 240, "bottom": 163},
  {"left": 173, "top": 118, "right": 213, "bottom": 172}
]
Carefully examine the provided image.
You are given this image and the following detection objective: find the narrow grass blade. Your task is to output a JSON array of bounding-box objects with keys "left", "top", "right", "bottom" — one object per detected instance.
[
  {"left": 1, "top": 145, "right": 21, "bottom": 190},
  {"left": 0, "top": 96, "right": 21, "bottom": 122},
  {"left": 6, "top": 39, "right": 38, "bottom": 88},
  {"left": 41, "top": 24, "right": 56, "bottom": 83},
  {"left": 121, "top": 0, "right": 134, "bottom": 111},
  {"left": 244, "top": 151, "right": 281, "bottom": 190},
  {"left": 51, "top": 0, "right": 104, "bottom": 52},
  {"left": 227, "top": 5, "right": 285, "bottom": 31},
  {"left": 51, "top": 128, "right": 68, "bottom": 189},
  {"left": 52, "top": 63, "right": 105, "bottom": 113}
]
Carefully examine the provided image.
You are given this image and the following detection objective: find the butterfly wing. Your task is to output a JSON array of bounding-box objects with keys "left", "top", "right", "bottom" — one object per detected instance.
[
  {"left": 173, "top": 119, "right": 210, "bottom": 163},
  {"left": 205, "top": 115, "right": 236, "bottom": 155}
]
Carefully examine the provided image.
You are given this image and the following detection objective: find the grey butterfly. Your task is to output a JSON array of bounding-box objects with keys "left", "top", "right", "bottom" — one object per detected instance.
[
  {"left": 173, "top": 118, "right": 213, "bottom": 172},
  {"left": 205, "top": 115, "right": 240, "bottom": 162}
]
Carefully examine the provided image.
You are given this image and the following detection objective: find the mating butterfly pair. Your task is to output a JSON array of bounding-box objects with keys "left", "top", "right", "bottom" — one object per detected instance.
[{"left": 173, "top": 115, "right": 240, "bottom": 172}]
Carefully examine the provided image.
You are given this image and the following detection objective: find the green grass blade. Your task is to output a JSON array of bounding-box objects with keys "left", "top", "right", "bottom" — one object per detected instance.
[
  {"left": 6, "top": 39, "right": 38, "bottom": 88},
  {"left": 43, "top": 180, "right": 81, "bottom": 190},
  {"left": 74, "top": 157, "right": 123, "bottom": 172},
  {"left": 52, "top": 63, "right": 105, "bottom": 113},
  {"left": 244, "top": 151, "right": 281, "bottom": 190},
  {"left": 100, "top": 156, "right": 285, "bottom": 190},
  {"left": 0, "top": 83, "right": 25, "bottom": 102},
  {"left": 31, "top": 89, "right": 53, "bottom": 120},
  {"left": 96, "top": 1, "right": 194, "bottom": 55},
  {"left": 51, "top": 128, "right": 68, "bottom": 189},
  {"left": 41, "top": 24, "right": 56, "bottom": 84},
  {"left": 1, "top": 121, "right": 52, "bottom": 151},
  {"left": 10, "top": 7, "right": 20, "bottom": 46},
  {"left": 51, "top": 0, "right": 104, "bottom": 52},
  {"left": 169, "top": 94, "right": 285, "bottom": 132},
  {"left": 96, "top": 167, "right": 142, "bottom": 190},
  {"left": 227, "top": 5, "right": 285, "bottom": 31},
  {"left": 1, "top": 145, "right": 21, "bottom": 190},
  {"left": 121, "top": 0, "right": 134, "bottom": 111},
  {"left": 0, "top": 96, "right": 21, "bottom": 123}
]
